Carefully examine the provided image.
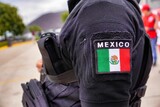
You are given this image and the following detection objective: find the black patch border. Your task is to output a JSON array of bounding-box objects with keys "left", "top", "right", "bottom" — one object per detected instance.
[{"left": 93, "top": 39, "right": 132, "bottom": 74}]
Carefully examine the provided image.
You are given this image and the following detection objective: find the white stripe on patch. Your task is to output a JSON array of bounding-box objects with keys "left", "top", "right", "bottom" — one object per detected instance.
[{"left": 109, "top": 49, "right": 120, "bottom": 72}]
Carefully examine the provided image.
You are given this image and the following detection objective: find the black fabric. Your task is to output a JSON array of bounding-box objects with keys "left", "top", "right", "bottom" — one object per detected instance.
[
  {"left": 43, "top": 79, "right": 80, "bottom": 107},
  {"left": 37, "top": 32, "right": 77, "bottom": 84},
  {"left": 21, "top": 0, "right": 152, "bottom": 107},
  {"left": 129, "top": 34, "right": 153, "bottom": 106},
  {"left": 21, "top": 79, "right": 49, "bottom": 107},
  {"left": 135, "top": 0, "right": 140, "bottom": 3},
  {"left": 81, "top": 101, "right": 129, "bottom": 107},
  {"left": 60, "top": 0, "right": 152, "bottom": 107},
  {"left": 21, "top": 78, "right": 80, "bottom": 107},
  {"left": 130, "top": 85, "right": 146, "bottom": 107},
  {"left": 68, "top": 0, "right": 81, "bottom": 13}
]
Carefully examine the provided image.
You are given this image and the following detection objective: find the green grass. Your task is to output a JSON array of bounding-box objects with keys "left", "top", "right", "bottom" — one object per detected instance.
[{"left": 0, "top": 41, "right": 8, "bottom": 47}]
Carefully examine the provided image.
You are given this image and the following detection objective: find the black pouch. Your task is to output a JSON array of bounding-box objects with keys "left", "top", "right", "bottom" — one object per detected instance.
[
  {"left": 43, "top": 79, "right": 80, "bottom": 107},
  {"left": 37, "top": 32, "right": 77, "bottom": 84},
  {"left": 21, "top": 79, "right": 49, "bottom": 107}
]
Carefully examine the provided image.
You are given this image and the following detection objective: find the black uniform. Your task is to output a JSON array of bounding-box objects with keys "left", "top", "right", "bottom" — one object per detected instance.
[
  {"left": 59, "top": 0, "right": 152, "bottom": 107},
  {"left": 21, "top": 0, "right": 152, "bottom": 107}
]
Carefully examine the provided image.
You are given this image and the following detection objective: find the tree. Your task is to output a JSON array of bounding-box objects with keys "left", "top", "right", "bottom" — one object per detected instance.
[
  {"left": 0, "top": 2, "right": 25, "bottom": 36},
  {"left": 61, "top": 11, "right": 69, "bottom": 22},
  {"left": 28, "top": 25, "right": 42, "bottom": 35}
]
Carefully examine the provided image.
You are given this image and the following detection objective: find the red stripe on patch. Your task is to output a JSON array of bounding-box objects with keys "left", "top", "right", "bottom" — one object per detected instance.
[{"left": 120, "top": 49, "right": 130, "bottom": 72}]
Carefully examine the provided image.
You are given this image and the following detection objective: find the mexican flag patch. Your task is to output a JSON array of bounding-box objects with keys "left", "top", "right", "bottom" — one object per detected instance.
[{"left": 94, "top": 39, "right": 131, "bottom": 74}]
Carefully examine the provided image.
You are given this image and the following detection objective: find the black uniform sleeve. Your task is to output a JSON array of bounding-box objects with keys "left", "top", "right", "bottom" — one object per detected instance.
[{"left": 60, "top": 0, "right": 150, "bottom": 107}]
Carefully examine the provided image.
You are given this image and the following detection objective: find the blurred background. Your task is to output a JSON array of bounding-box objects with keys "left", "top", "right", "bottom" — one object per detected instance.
[{"left": 0, "top": 0, "right": 160, "bottom": 107}]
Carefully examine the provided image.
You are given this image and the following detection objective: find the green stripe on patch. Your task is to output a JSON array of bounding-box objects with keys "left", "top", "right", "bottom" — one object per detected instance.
[{"left": 97, "top": 49, "right": 110, "bottom": 73}]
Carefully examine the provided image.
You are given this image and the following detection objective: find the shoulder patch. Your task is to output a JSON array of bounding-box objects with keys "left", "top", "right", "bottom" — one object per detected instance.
[{"left": 94, "top": 39, "right": 131, "bottom": 74}]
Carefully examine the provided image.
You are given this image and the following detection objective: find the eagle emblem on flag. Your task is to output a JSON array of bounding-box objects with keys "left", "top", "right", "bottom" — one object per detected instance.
[{"left": 110, "top": 55, "right": 119, "bottom": 65}]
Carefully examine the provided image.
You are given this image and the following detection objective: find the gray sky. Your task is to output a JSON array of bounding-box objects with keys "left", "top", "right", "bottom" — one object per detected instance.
[{"left": 0, "top": 0, "right": 68, "bottom": 24}]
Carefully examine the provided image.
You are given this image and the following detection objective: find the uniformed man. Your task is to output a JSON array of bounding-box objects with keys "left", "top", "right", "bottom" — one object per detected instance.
[
  {"left": 59, "top": 0, "right": 152, "bottom": 107},
  {"left": 27, "top": 0, "right": 152, "bottom": 107}
]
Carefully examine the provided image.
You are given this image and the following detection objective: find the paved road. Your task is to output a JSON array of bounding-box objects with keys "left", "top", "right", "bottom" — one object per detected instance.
[
  {"left": 0, "top": 42, "right": 160, "bottom": 107},
  {"left": 141, "top": 65, "right": 160, "bottom": 107},
  {"left": 0, "top": 42, "right": 41, "bottom": 107}
]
